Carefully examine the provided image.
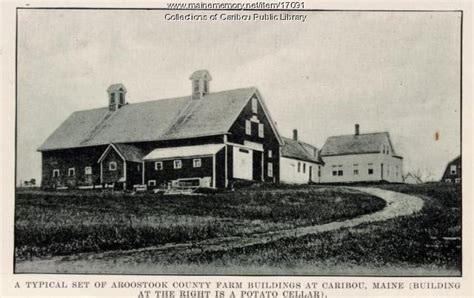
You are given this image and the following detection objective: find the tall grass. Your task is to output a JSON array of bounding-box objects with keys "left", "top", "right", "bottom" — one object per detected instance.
[{"left": 15, "top": 187, "right": 384, "bottom": 260}]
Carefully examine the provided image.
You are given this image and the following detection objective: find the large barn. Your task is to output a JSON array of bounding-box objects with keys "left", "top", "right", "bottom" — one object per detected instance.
[
  {"left": 38, "top": 70, "right": 283, "bottom": 190},
  {"left": 319, "top": 124, "right": 403, "bottom": 183},
  {"left": 441, "top": 155, "right": 461, "bottom": 183}
]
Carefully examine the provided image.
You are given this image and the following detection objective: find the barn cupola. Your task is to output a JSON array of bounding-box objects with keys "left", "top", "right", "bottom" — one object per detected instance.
[
  {"left": 190, "top": 70, "right": 211, "bottom": 100},
  {"left": 107, "top": 83, "right": 127, "bottom": 111}
]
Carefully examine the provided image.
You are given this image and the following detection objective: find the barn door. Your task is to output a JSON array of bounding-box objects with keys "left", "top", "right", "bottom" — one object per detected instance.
[
  {"left": 252, "top": 150, "right": 262, "bottom": 181},
  {"left": 233, "top": 147, "right": 253, "bottom": 180}
]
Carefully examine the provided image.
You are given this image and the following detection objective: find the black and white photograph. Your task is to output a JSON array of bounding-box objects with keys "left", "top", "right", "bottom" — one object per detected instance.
[{"left": 12, "top": 5, "right": 463, "bottom": 280}]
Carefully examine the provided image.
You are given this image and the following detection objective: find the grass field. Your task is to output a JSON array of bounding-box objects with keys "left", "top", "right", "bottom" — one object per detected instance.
[
  {"left": 15, "top": 185, "right": 385, "bottom": 260},
  {"left": 167, "top": 183, "right": 461, "bottom": 275}
]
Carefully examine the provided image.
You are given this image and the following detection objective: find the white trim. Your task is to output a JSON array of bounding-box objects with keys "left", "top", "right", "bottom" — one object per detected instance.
[
  {"left": 148, "top": 180, "right": 156, "bottom": 187},
  {"left": 212, "top": 154, "right": 216, "bottom": 188},
  {"left": 123, "top": 161, "right": 127, "bottom": 185},
  {"left": 227, "top": 141, "right": 264, "bottom": 152},
  {"left": 224, "top": 135, "right": 228, "bottom": 188},
  {"left": 193, "top": 158, "right": 202, "bottom": 168},
  {"left": 109, "top": 161, "right": 117, "bottom": 171},
  {"left": 100, "top": 162, "right": 103, "bottom": 183},
  {"left": 155, "top": 161, "right": 163, "bottom": 170},
  {"left": 52, "top": 169, "right": 60, "bottom": 178},
  {"left": 84, "top": 166, "right": 92, "bottom": 175},
  {"left": 174, "top": 160, "right": 182, "bottom": 169},
  {"left": 97, "top": 143, "right": 126, "bottom": 164},
  {"left": 68, "top": 167, "right": 75, "bottom": 176},
  {"left": 252, "top": 90, "right": 284, "bottom": 145},
  {"left": 142, "top": 161, "right": 145, "bottom": 185}
]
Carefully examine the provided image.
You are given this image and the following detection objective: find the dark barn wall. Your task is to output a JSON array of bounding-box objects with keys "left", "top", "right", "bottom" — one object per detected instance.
[
  {"left": 442, "top": 157, "right": 462, "bottom": 181},
  {"left": 41, "top": 146, "right": 106, "bottom": 189},
  {"left": 227, "top": 95, "right": 280, "bottom": 183},
  {"left": 102, "top": 149, "right": 124, "bottom": 184},
  {"left": 127, "top": 161, "right": 143, "bottom": 188},
  {"left": 145, "top": 156, "right": 214, "bottom": 188}
]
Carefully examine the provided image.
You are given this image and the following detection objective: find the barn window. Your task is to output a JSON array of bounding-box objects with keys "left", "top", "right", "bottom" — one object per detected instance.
[
  {"left": 52, "top": 169, "right": 60, "bottom": 177},
  {"left": 252, "top": 97, "right": 258, "bottom": 113},
  {"left": 368, "top": 163, "right": 374, "bottom": 175},
  {"left": 245, "top": 120, "right": 251, "bottom": 135},
  {"left": 268, "top": 162, "right": 273, "bottom": 177},
  {"left": 109, "top": 162, "right": 117, "bottom": 171},
  {"left": 174, "top": 160, "right": 182, "bottom": 169},
  {"left": 455, "top": 178, "right": 461, "bottom": 183},
  {"left": 450, "top": 165, "right": 457, "bottom": 175},
  {"left": 258, "top": 123, "right": 264, "bottom": 138},
  {"left": 148, "top": 180, "right": 156, "bottom": 187},
  {"left": 318, "top": 166, "right": 321, "bottom": 177},
  {"left": 193, "top": 158, "right": 202, "bottom": 168},
  {"left": 155, "top": 162, "right": 163, "bottom": 171},
  {"left": 332, "top": 165, "right": 337, "bottom": 176},
  {"left": 268, "top": 150, "right": 272, "bottom": 158},
  {"left": 84, "top": 166, "right": 92, "bottom": 175},
  {"left": 68, "top": 168, "right": 75, "bottom": 176},
  {"left": 303, "top": 163, "right": 306, "bottom": 173},
  {"left": 298, "top": 162, "right": 301, "bottom": 173}
]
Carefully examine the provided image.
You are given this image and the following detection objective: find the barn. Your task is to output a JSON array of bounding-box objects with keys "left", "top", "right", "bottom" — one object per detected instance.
[
  {"left": 441, "top": 155, "right": 461, "bottom": 183},
  {"left": 38, "top": 70, "right": 283, "bottom": 190},
  {"left": 319, "top": 124, "right": 403, "bottom": 183},
  {"left": 279, "top": 129, "right": 323, "bottom": 184}
]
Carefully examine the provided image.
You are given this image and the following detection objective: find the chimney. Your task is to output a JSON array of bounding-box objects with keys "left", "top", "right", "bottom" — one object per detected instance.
[
  {"left": 107, "top": 83, "right": 127, "bottom": 111},
  {"left": 355, "top": 124, "right": 360, "bottom": 135},
  {"left": 189, "top": 70, "right": 212, "bottom": 100},
  {"left": 293, "top": 129, "right": 298, "bottom": 141}
]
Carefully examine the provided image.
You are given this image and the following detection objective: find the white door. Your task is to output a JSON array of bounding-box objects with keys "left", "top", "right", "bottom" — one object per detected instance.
[{"left": 233, "top": 147, "right": 253, "bottom": 180}]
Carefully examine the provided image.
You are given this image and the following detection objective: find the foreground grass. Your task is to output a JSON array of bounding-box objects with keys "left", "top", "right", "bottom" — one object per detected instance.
[
  {"left": 15, "top": 186, "right": 385, "bottom": 260},
  {"left": 162, "top": 183, "right": 461, "bottom": 275}
]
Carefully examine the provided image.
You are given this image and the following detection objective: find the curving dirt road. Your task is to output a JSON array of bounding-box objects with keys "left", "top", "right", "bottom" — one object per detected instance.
[{"left": 15, "top": 187, "right": 424, "bottom": 274}]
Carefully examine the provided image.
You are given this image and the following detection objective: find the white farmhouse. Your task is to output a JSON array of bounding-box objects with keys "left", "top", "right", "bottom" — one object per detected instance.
[
  {"left": 280, "top": 129, "right": 323, "bottom": 184},
  {"left": 320, "top": 124, "right": 403, "bottom": 183}
]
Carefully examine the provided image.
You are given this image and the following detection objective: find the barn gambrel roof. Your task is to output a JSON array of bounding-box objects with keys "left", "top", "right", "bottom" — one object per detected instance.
[
  {"left": 38, "top": 87, "right": 282, "bottom": 151},
  {"left": 320, "top": 132, "right": 401, "bottom": 157}
]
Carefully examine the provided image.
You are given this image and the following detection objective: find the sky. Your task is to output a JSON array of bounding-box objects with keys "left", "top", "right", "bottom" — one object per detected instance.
[{"left": 17, "top": 9, "right": 461, "bottom": 184}]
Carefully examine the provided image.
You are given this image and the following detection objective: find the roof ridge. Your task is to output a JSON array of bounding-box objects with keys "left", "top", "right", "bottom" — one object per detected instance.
[{"left": 328, "top": 131, "right": 389, "bottom": 138}]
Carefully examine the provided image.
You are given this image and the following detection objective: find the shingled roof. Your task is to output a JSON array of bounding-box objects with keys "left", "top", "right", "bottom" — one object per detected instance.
[
  {"left": 320, "top": 132, "right": 396, "bottom": 156},
  {"left": 39, "top": 87, "right": 276, "bottom": 151},
  {"left": 281, "top": 137, "right": 321, "bottom": 164}
]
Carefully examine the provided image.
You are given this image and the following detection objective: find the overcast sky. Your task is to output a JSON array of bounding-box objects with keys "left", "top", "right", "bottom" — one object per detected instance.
[{"left": 17, "top": 9, "right": 461, "bottom": 184}]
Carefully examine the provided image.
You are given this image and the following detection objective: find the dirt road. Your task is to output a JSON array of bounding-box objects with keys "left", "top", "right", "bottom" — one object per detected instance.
[{"left": 15, "top": 187, "right": 424, "bottom": 274}]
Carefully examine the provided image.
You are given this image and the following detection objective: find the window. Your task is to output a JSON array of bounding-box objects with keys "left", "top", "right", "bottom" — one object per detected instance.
[
  {"left": 298, "top": 162, "right": 301, "bottom": 173},
  {"left": 193, "top": 158, "right": 202, "bottom": 168},
  {"left": 155, "top": 162, "right": 163, "bottom": 171},
  {"left": 252, "top": 97, "right": 258, "bottom": 113},
  {"left": 174, "top": 160, "right": 182, "bottom": 169},
  {"left": 445, "top": 178, "right": 452, "bottom": 183},
  {"left": 52, "top": 169, "right": 60, "bottom": 178},
  {"left": 353, "top": 164, "right": 359, "bottom": 175},
  {"left": 268, "top": 162, "right": 273, "bottom": 177},
  {"left": 268, "top": 150, "right": 272, "bottom": 158},
  {"left": 245, "top": 120, "right": 251, "bottom": 135},
  {"left": 109, "top": 162, "right": 117, "bottom": 171},
  {"left": 318, "top": 166, "right": 321, "bottom": 177},
  {"left": 303, "top": 163, "right": 306, "bottom": 173},
  {"left": 84, "top": 166, "right": 92, "bottom": 175},
  {"left": 258, "top": 123, "right": 264, "bottom": 138},
  {"left": 110, "top": 93, "right": 115, "bottom": 104},
  {"left": 332, "top": 165, "right": 338, "bottom": 176},
  {"left": 193, "top": 80, "right": 199, "bottom": 92},
  {"left": 239, "top": 148, "right": 249, "bottom": 153},
  {"left": 148, "top": 180, "right": 156, "bottom": 187},
  {"left": 386, "top": 147, "right": 390, "bottom": 155},
  {"left": 455, "top": 178, "right": 461, "bottom": 183},
  {"left": 137, "top": 164, "right": 140, "bottom": 171},
  {"left": 68, "top": 168, "right": 75, "bottom": 176},
  {"left": 450, "top": 165, "right": 457, "bottom": 175},
  {"left": 338, "top": 168, "right": 343, "bottom": 176},
  {"left": 368, "top": 163, "right": 374, "bottom": 175}
]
